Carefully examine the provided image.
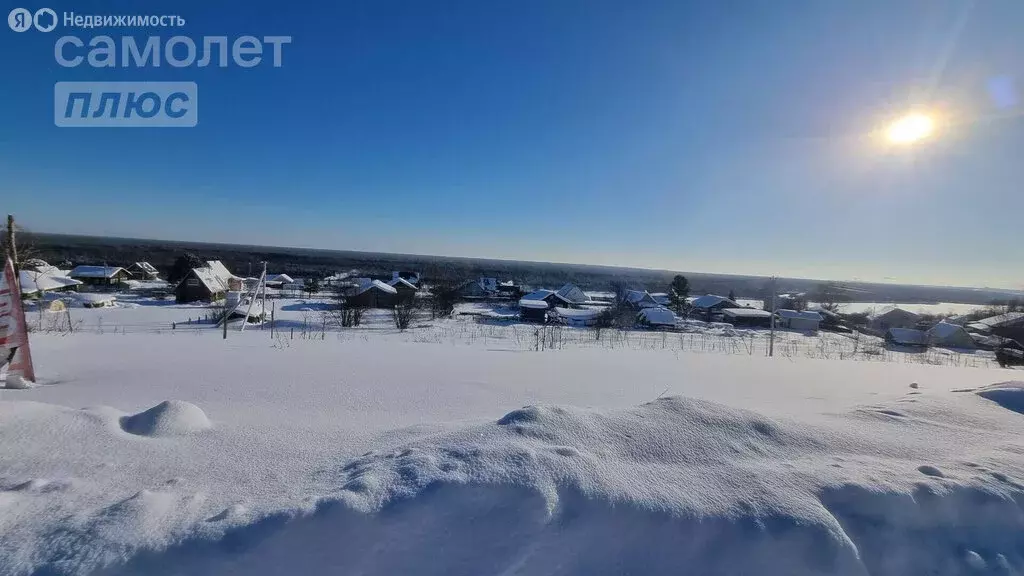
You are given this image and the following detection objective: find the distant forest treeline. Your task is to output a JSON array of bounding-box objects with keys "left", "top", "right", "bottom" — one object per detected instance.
[{"left": 19, "top": 232, "right": 1024, "bottom": 305}]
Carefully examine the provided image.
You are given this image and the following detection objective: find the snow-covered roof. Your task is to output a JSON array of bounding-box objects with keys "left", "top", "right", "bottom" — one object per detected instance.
[
  {"left": 886, "top": 327, "right": 927, "bottom": 345},
  {"left": 690, "top": 294, "right": 738, "bottom": 309},
  {"left": 69, "top": 265, "right": 126, "bottom": 279},
  {"left": 624, "top": 290, "right": 658, "bottom": 305},
  {"left": 776, "top": 310, "right": 822, "bottom": 321},
  {"left": 553, "top": 307, "right": 601, "bottom": 319},
  {"left": 131, "top": 262, "right": 158, "bottom": 274},
  {"left": 519, "top": 298, "right": 550, "bottom": 309},
  {"left": 521, "top": 289, "right": 555, "bottom": 301},
  {"left": 189, "top": 267, "right": 229, "bottom": 294},
  {"left": 927, "top": 321, "right": 968, "bottom": 339},
  {"left": 388, "top": 277, "right": 418, "bottom": 290},
  {"left": 266, "top": 274, "right": 295, "bottom": 284},
  {"left": 353, "top": 278, "right": 397, "bottom": 295},
  {"left": 868, "top": 306, "right": 919, "bottom": 321},
  {"left": 206, "top": 261, "right": 236, "bottom": 283},
  {"left": 639, "top": 307, "right": 676, "bottom": 326},
  {"left": 19, "top": 270, "right": 82, "bottom": 294},
  {"left": 555, "top": 283, "right": 587, "bottom": 305},
  {"left": 976, "top": 312, "right": 1024, "bottom": 329},
  {"left": 721, "top": 308, "right": 772, "bottom": 318}
]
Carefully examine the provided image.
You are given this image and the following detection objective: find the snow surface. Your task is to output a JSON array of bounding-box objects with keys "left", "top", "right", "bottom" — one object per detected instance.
[{"left": 1, "top": 331, "right": 1023, "bottom": 575}]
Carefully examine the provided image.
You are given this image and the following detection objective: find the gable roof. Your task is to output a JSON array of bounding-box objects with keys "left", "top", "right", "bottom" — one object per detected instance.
[
  {"left": 206, "top": 261, "right": 236, "bottom": 283},
  {"left": 928, "top": 321, "right": 968, "bottom": 339},
  {"left": 690, "top": 294, "right": 738, "bottom": 309},
  {"left": 352, "top": 278, "right": 397, "bottom": 296},
  {"left": 69, "top": 265, "right": 127, "bottom": 279},
  {"left": 19, "top": 270, "right": 82, "bottom": 295},
  {"left": 266, "top": 273, "right": 295, "bottom": 284},
  {"left": 131, "top": 261, "right": 158, "bottom": 274},
  {"left": 976, "top": 311, "right": 1024, "bottom": 329},
  {"left": 187, "top": 267, "right": 229, "bottom": 294},
  {"left": 521, "top": 289, "right": 556, "bottom": 301},
  {"left": 639, "top": 306, "right": 676, "bottom": 326},
  {"left": 868, "top": 306, "right": 920, "bottom": 321},
  {"left": 624, "top": 290, "right": 659, "bottom": 306},
  {"left": 555, "top": 283, "right": 587, "bottom": 305},
  {"left": 388, "top": 277, "right": 418, "bottom": 290}
]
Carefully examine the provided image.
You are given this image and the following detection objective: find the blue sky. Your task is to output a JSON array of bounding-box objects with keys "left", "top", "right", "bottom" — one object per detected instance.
[{"left": 1, "top": 0, "right": 1022, "bottom": 288}]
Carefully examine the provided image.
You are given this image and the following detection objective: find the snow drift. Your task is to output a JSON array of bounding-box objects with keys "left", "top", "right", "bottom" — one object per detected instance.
[
  {"left": 120, "top": 400, "right": 211, "bottom": 437},
  {"left": 10, "top": 394, "right": 1019, "bottom": 576}
]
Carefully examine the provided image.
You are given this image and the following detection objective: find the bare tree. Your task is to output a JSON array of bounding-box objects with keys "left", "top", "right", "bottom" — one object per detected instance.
[{"left": 392, "top": 298, "right": 418, "bottom": 330}]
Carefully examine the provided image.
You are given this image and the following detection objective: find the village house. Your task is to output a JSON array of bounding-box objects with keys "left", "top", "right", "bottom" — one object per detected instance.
[
  {"left": 387, "top": 276, "right": 419, "bottom": 303},
  {"left": 966, "top": 312, "right": 1024, "bottom": 343},
  {"left": 622, "top": 290, "right": 660, "bottom": 310},
  {"left": 19, "top": 269, "right": 82, "bottom": 297},
  {"left": 867, "top": 306, "right": 920, "bottom": 333},
  {"left": 126, "top": 262, "right": 160, "bottom": 280},
  {"left": 689, "top": 294, "right": 740, "bottom": 321},
  {"left": 174, "top": 261, "right": 237, "bottom": 303},
  {"left": 518, "top": 297, "right": 550, "bottom": 322},
  {"left": 69, "top": 266, "right": 131, "bottom": 289}
]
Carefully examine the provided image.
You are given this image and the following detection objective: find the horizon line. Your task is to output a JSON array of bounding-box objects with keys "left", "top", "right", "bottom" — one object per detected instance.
[{"left": 20, "top": 229, "right": 1024, "bottom": 295}]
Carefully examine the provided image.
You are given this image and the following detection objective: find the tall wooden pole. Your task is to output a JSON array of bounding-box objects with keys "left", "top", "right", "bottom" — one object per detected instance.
[{"left": 6, "top": 215, "right": 17, "bottom": 270}]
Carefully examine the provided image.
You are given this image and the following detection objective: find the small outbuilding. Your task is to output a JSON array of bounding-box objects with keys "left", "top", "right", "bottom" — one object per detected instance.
[
  {"left": 721, "top": 308, "right": 772, "bottom": 327},
  {"left": 519, "top": 298, "right": 550, "bottom": 322},
  {"left": 553, "top": 307, "right": 602, "bottom": 327},
  {"left": 638, "top": 306, "right": 676, "bottom": 328},
  {"left": 776, "top": 309, "right": 822, "bottom": 332},
  {"left": 885, "top": 327, "right": 928, "bottom": 348}
]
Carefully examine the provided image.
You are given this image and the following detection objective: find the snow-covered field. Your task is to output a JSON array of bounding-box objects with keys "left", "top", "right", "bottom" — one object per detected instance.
[{"left": 1, "top": 322, "right": 1023, "bottom": 575}]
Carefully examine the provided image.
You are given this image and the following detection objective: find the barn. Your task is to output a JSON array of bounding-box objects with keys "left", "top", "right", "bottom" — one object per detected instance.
[
  {"left": 868, "top": 306, "right": 920, "bottom": 333},
  {"left": 344, "top": 279, "right": 398, "bottom": 308}
]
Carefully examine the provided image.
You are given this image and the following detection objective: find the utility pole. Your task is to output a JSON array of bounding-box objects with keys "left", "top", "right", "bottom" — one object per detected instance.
[
  {"left": 260, "top": 261, "right": 267, "bottom": 330},
  {"left": 768, "top": 275, "right": 777, "bottom": 357}
]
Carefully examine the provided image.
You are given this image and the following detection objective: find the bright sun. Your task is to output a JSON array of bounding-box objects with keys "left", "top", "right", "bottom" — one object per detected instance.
[{"left": 886, "top": 113, "right": 935, "bottom": 145}]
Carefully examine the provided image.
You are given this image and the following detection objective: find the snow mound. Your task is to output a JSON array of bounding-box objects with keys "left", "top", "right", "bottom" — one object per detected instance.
[
  {"left": 975, "top": 381, "right": 1024, "bottom": 414},
  {"left": 85, "top": 396, "right": 1024, "bottom": 576},
  {"left": 119, "top": 401, "right": 211, "bottom": 437}
]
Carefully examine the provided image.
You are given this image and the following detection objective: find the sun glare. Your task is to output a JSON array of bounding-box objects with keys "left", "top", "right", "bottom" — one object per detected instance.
[{"left": 886, "top": 113, "right": 935, "bottom": 145}]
